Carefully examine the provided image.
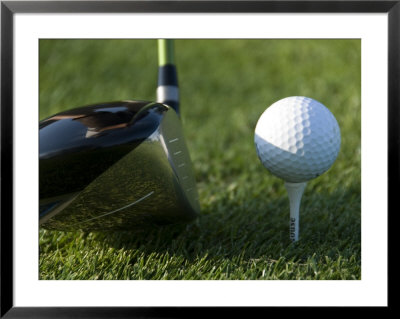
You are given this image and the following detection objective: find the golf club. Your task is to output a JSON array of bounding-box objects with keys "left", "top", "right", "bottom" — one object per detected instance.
[{"left": 39, "top": 39, "right": 200, "bottom": 231}]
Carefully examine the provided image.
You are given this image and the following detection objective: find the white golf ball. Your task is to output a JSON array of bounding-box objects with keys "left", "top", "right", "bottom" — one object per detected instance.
[{"left": 254, "top": 96, "right": 341, "bottom": 183}]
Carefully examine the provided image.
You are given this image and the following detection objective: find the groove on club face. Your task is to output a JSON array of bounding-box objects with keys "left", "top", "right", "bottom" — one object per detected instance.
[{"left": 39, "top": 101, "right": 200, "bottom": 231}]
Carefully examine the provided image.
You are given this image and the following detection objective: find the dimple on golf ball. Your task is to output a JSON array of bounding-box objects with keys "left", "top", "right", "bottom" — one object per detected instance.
[{"left": 254, "top": 96, "right": 341, "bottom": 183}]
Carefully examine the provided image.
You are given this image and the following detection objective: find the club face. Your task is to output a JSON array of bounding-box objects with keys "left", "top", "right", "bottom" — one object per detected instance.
[{"left": 39, "top": 100, "right": 200, "bottom": 231}]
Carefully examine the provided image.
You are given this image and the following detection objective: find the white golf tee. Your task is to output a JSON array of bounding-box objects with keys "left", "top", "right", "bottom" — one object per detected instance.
[{"left": 284, "top": 181, "right": 307, "bottom": 242}]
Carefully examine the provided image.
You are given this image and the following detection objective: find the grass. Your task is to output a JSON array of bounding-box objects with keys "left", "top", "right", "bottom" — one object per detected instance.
[{"left": 39, "top": 39, "right": 361, "bottom": 280}]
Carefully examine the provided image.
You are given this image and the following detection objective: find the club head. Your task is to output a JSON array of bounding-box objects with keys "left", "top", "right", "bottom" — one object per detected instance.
[{"left": 39, "top": 100, "right": 200, "bottom": 231}]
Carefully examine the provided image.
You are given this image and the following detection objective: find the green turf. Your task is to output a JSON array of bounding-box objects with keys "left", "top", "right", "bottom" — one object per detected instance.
[{"left": 39, "top": 39, "right": 361, "bottom": 280}]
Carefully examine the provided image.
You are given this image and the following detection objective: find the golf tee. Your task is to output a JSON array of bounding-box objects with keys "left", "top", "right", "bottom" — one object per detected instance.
[{"left": 284, "top": 181, "right": 307, "bottom": 242}]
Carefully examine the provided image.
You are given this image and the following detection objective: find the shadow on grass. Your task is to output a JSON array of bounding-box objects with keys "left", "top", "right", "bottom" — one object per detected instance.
[{"left": 88, "top": 179, "right": 360, "bottom": 264}]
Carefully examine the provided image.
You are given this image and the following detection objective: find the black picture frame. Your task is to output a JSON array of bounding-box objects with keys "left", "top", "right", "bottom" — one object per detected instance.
[{"left": 1, "top": 0, "right": 396, "bottom": 317}]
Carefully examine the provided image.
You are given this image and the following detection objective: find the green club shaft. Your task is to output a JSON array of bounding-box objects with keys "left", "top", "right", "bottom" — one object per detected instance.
[
  {"left": 158, "top": 39, "right": 175, "bottom": 66},
  {"left": 157, "top": 39, "right": 179, "bottom": 114}
]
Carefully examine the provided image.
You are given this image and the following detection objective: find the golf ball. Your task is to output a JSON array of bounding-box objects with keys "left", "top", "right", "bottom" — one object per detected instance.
[{"left": 254, "top": 96, "right": 341, "bottom": 183}]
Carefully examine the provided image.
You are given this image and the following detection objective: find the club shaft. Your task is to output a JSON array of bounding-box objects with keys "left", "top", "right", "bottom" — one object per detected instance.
[
  {"left": 158, "top": 39, "right": 175, "bottom": 65},
  {"left": 157, "top": 39, "right": 179, "bottom": 114}
]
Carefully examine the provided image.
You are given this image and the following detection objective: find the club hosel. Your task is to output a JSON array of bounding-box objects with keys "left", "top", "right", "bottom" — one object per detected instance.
[
  {"left": 157, "top": 64, "right": 179, "bottom": 114},
  {"left": 284, "top": 181, "right": 307, "bottom": 242}
]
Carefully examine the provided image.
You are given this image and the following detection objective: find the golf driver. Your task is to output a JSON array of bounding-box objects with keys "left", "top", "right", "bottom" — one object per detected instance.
[{"left": 39, "top": 39, "right": 200, "bottom": 231}]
